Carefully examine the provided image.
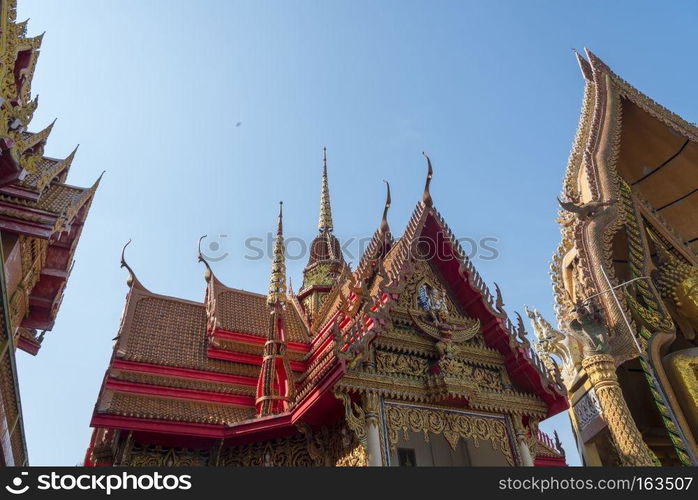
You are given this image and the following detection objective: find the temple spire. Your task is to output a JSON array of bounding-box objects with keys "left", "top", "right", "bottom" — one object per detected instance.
[
  {"left": 267, "top": 201, "right": 287, "bottom": 305},
  {"left": 257, "top": 203, "right": 294, "bottom": 416},
  {"left": 318, "top": 147, "right": 333, "bottom": 232}
]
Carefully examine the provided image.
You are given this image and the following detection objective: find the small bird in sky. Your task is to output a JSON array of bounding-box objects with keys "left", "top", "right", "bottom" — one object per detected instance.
[{"left": 235, "top": 121, "right": 242, "bottom": 127}]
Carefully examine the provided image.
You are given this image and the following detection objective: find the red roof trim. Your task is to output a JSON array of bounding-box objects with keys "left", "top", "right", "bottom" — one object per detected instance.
[
  {"left": 212, "top": 329, "right": 311, "bottom": 353},
  {"left": 111, "top": 359, "right": 257, "bottom": 387},
  {"left": 206, "top": 346, "right": 306, "bottom": 372},
  {"left": 105, "top": 378, "right": 255, "bottom": 407}
]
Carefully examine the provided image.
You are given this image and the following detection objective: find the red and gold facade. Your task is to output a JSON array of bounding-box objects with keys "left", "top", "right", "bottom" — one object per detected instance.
[
  {"left": 0, "top": 0, "right": 99, "bottom": 465},
  {"left": 87, "top": 152, "right": 567, "bottom": 466}
]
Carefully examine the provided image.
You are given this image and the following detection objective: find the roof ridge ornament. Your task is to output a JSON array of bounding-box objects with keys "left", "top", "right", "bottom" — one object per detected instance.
[
  {"left": 318, "top": 147, "right": 334, "bottom": 232},
  {"left": 422, "top": 151, "right": 433, "bottom": 207},
  {"left": 197, "top": 234, "right": 215, "bottom": 282},
  {"left": 92, "top": 170, "right": 106, "bottom": 189},
  {"left": 380, "top": 179, "right": 391, "bottom": 234},
  {"left": 120, "top": 239, "right": 148, "bottom": 292}
]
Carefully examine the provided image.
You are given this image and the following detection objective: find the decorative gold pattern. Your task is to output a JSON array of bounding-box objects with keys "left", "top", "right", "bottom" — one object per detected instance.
[
  {"left": 384, "top": 403, "right": 514, "bottom": 466},
  {"left": 582, "top": 354, "right": 658, "bottom": 466},
  {"left": 334, "top": 390, "right": 367, "bottom": 447},
  {"left": 127, "top": 444, "right": 209, "bottom": 466}
]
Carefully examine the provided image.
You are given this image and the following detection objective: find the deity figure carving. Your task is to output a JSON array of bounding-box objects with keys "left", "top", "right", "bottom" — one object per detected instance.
[
  {"left": 652, "top": 242, "right": 698, "bottom": 339},
  {"left": 410, "top": 283, "right": 480, "bottom": 359}
]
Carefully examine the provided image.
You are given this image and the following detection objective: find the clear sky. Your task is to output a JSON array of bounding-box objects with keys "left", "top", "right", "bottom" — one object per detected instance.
[{"left": 15, "top": 0, "right": 697, "bottom": 466}]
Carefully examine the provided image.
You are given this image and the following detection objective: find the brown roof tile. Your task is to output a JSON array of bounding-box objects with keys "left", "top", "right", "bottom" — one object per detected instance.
[
  {"left": 99, "top": 391, "right": 255, "bottom": 425},
  {"left": 117, "top": 294, "right": 252, "bottom": 375},
  {"left": 213, "top": 286, "right": 309, "bottom": 343},
  {"left": 36, "top": 183, "right": 89, "bottom": 214}
]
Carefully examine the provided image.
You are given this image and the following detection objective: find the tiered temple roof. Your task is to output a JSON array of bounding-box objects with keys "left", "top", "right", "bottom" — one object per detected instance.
[
  {"left": 87, "top": 149, "right": 566, "bottom": 466},
  {"left": 0, "top": 0, "right": 99, "bottom": 465}
]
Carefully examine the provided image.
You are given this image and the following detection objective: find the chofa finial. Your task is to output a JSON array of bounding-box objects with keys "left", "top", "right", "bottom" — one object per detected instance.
[
  {"left": 120, "top": 239, "right": 148, "bottom": 291},
  {"left": 380, "top": 180, "right": 391, "bottom": 234},
  {"left": 422, "top": 151, "right": 433, "bottom": 207},
  {"left": 197, "top": 234, "right": 214, "bottom": 281}
]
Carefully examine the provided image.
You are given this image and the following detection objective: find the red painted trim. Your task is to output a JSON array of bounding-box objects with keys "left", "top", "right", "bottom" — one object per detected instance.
[
  {"left": 534, "top": 456, "right": 567, "bottom": 467},
  {"left": 291, "top": 362, "right": 344, "bottom": 423},
  {"left": 90, "top": 412, "right": 298, "bottom": 442},
  {"left": 111, "top": 359, "right": 257, "bottom": 387},
  {"left": 212, "top": 329, "right": 310, "bottom": 353},
  {"left": 0, "top": 184, "right": 40, "bottom": 202},
  {"left": 206, "top": 347, "right": 306, "bottom": 372},
  {"left": 90, "top": 415, "right": 225, "bottom": 439},
  {"left": 304, "top": 331, "right": 335, "bottom": 367},
  {"left": 105, "top": 378, "right": 255, "bottom": 407},
  {"left": 0, "top": 216, "right": 53, "bottom": 238},
  {"left": 92, "top": 360, "right": 346, "bottom": 441},
  {"left": 16, "top": 335, "right": 40, "bottom": 356}
]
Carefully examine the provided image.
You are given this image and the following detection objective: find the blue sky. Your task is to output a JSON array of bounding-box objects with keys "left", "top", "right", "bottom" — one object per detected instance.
[{"left": 15, "top": 0, "right": 697, "bottom": 466}]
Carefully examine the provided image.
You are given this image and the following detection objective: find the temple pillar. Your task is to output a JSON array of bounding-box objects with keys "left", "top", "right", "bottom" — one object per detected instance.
[
  {"left": 582, "top": 354, "right": 658, "bottom": 466},
  {"left": 363, "top": 392, "right": 382, "bottom": 466},
  {"left": 517, "top": 440, "right": 534, "bottom": 467},
  {"left": 512, "top": 416, "right": 534, "bottom": 466}
]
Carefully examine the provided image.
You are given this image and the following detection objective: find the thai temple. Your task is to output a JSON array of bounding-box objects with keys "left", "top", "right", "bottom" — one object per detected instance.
[
  {"left": 85, "top": 150, "right": 568, "bottom": 467},
  {"left": 2, "top": 0, "right": 696, "bottom": 468},
  {"left": 0, "top": 0, "right": 99, "bottom": 465},
  {"left": 530, "top": 49, "right": 697, "bottom": 466}
]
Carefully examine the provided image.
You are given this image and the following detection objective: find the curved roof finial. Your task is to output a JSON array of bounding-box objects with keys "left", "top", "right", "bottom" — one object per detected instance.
[
  {"left": 120, "top": 239, "right": 148, "bottom": 291},
  {"left": 92, "top": 170, "right": 106, "bottom": 190},
  {"left": 197, "top": 234, "right": 215, "bottom": 282},
  {"left": 421, "top": 151, "right": 433, "bottom": 207},
  {"left": 380, "top": 180, "right": 391, "bottom": 234}
]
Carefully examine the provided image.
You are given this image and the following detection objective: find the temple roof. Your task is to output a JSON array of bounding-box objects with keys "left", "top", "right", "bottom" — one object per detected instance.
[
  {"left": 36, "top": 182, "right": 93, "bottom": 214},
  {"left": 97, "top": 392, "right": 255, "bottom": 426},
  {"left": 91, "top": 153, "right": 567, "bottom": 448},
  {"left": 115, "top": 291, "right": 249, "bottom": 375},
  {"left": 207, "top": 277, "right": 310, "bottom": 343},
  {"left": 571, "top": 49, "right": 698, "bottom": 255},
  {"left": 20, "top": 148, "right": 77, "bottom": 191}
]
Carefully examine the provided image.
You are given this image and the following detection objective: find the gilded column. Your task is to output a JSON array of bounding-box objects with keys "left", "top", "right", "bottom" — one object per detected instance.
[
  {"left": 363, "top": 392, "right": 382, "bottom": 466},
  {"left": 582, "top": 354, "right": 658, "bottom": 466},
  {"left": 512, "top": 416, "right": 534, "bottom": 467}
]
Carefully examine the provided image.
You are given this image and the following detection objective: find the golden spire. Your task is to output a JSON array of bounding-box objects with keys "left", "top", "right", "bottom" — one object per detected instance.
[
  {"left": 380, "top": 180, "right": 391, "bottom": 234},
  {"left": 422, "top": 151, "right": 433, "bottom": 207},
  {"left": 268, "top": 201, "right": 287, "bottom": 305},
  {"left": 318, "top": 147, "right": 334, "bottom": 232}
]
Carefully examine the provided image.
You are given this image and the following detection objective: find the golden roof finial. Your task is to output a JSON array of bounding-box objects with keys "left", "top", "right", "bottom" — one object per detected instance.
[
  {"left": 268, "top": 201, "right": 287, "bottom": 305},
  {"left": 318, "top": 147, "right": 334, "bottom": 232},
  {"left": 380, "top": 180, "right": 391, "bottom": 234},
  {"left": 422, "top": 151, "right": 433, "bottom": 207},
  {"left": 197, "top": 234, "right": 214, "bottom": 282},
  {"left": 120, "top": 239, "right": 148, "bottom": 292}
]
